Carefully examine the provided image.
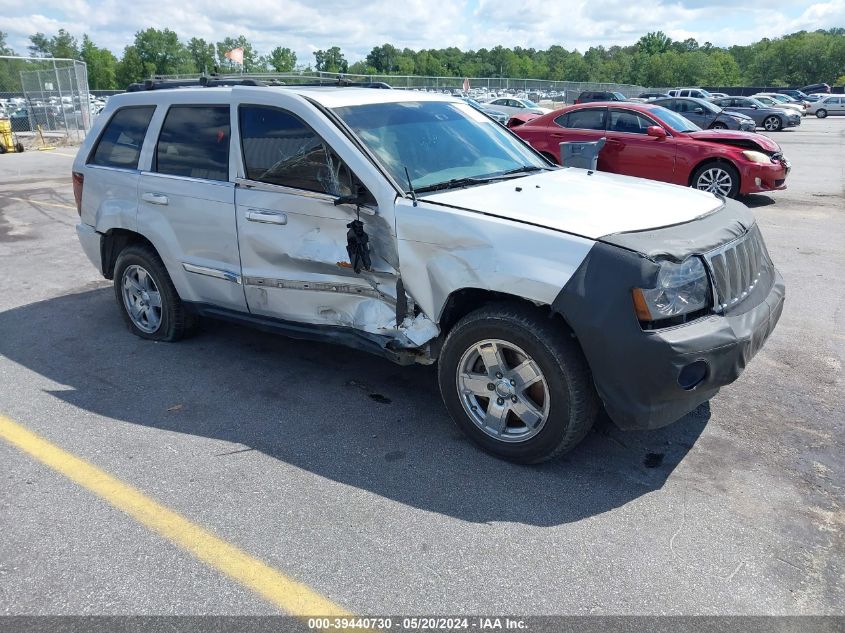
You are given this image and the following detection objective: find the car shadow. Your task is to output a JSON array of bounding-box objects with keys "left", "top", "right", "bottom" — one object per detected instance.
[
  {"left": 740, "top": 193, "right": 777, "bottom": 208},
  {"left": 0, "top": 289, "right": 710, "bottom": 526}
]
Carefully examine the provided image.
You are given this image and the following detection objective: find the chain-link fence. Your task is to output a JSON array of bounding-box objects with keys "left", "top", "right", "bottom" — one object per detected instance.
[
  {"left": 152, "top": 71, "right": 647, "bottom": 105},
  {"left": 0, "top": 56, "right": 91, "bottom": 143}
]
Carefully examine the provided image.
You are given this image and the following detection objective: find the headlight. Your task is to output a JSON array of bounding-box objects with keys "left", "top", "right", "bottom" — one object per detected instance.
[
  {"left": 742, "top": 150, "right": 770, "bottom": 163},
  {"left": 632, "top": 257, "right": 711, "bottom": 322}
]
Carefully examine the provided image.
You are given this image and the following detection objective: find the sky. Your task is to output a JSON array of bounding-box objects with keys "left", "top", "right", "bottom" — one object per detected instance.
[{"left": 1, "top": 0, "right": 843, "bottom": 63}]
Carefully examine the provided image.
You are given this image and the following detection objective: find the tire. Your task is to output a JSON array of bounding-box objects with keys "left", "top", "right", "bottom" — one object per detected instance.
[
  {"left": 691, "top": 161, "right": 740, "bottom": 199},
  {"left": 113, "top": 244, "right": 196, "bottom": 342},
  {"left": 763, "top": 115, "right": 782, "bottom": 131},
  {"left": 710, "top": 122, "right": 728, "bottom": 130},
  {"left": 437, "top": 302, "right": 598, "bottom": 463},
  {"left": 816, "top": 109, "right": 827, "bottom": 119}
]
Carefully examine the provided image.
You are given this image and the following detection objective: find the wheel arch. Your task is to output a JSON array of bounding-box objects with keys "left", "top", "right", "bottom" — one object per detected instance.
[
  {"left": 687, "top": 157, "right": 741, "bottom": 190},
  {"left": 100, "top": 228, "right": 157, "bottom": 280}
]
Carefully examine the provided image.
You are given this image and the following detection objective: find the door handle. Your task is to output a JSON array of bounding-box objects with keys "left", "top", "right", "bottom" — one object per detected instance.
[
  {"left": 246, "top": 209, "right": 287, "bottom": 225},
  {"left": 141, "top": 192, "right": 169, "bottom": 205}
]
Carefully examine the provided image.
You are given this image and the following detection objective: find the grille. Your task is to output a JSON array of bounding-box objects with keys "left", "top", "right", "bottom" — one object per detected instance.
[{"left": 705, "top": 225, "right": 771, "bottom": 313}]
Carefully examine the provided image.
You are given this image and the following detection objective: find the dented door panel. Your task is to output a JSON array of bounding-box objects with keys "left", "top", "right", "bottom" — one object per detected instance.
[{"left": 235, "top": 182, "right": 402, "bottom": 331}]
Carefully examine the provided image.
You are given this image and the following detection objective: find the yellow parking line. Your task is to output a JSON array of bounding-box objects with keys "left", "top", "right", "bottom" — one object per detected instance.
[
  {"left": 0, "top": 413, "right": 350, "bottom": 618},
  {"left": 6, "top": 197, "right": 77, "bottom": 210}
]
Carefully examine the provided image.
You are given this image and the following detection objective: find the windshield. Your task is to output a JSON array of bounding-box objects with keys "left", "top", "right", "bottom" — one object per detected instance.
[
  {"left": 694, "top": 99, "right": 721, "bottom": 113},
  {"left": 521, "top": 100, "right": 539, "bottom": 108},
  {"left": 651, "top": 106, "right": 702, "bottom": 133},
  {"left": 770, "top": 95, "right": 790, "bottom": 103},
  {"left": 612, "top": 92, "right": 627, "bottom": 101},
  {"left": 463, "top": 98, "right": 484, "bottom": 110},
  {"left": 747, "top": 98, "right": 767, "bottom": 108},
  {"left": 333, "top": 101, "right": 549, "bottom": 193}
]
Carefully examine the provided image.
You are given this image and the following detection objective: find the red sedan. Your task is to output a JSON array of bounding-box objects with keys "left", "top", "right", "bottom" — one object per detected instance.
[{"left": 511, "top": 102, "right": 790, "bottom": 198}]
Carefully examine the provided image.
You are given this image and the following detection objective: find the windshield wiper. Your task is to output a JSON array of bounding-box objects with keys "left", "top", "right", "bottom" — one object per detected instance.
[
  {"left": 413, "top": 166, "right": 547, "bottom": 194},
  {"left": 414, "top": 177, "right": 490, "bottom": 194}
]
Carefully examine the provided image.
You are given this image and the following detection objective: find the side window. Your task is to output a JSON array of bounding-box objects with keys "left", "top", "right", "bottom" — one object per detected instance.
[
  {"left": 609, "top": 110, "right": 653, "bottom": 134},
  {"left": 239, "top": 105, "right": 354, "bottom": 197},
  {"left": 553, "top": 113, "right": 569, "bottom": 128},
  {"left": 89, "top": 106, "right": 155, "bottom": 169},
  {"left": 672, "top": 100, "right": 689, "bottom": 113},
  {"left": 155, "top": 105, "right": 230, "bottom": 181},
  {"left": 566, "top": 108, "right": 607, "bottom": 130}
]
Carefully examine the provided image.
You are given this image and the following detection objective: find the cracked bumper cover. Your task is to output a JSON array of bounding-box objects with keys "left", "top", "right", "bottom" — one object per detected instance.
[{"left": 552, "top": 204, "right": 785, "bottom": 430}]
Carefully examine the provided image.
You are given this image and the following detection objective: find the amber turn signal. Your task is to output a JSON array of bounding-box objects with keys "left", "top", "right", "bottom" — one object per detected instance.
[{"left": 631, "top": 288, "right": 652, "bottom": 321}]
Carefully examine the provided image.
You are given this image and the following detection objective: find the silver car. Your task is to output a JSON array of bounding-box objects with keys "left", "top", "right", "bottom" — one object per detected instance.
[
  {"left": 72, "top": 80, "right": 784, "bottom": 463},
  {"left": 808, "top": 95, "right": 845, "bottom": 118}
]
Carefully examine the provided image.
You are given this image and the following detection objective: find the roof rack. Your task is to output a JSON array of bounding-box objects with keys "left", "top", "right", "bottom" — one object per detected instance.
[{"left": 126, "top": 75, "right": 392, "bottom": 92}]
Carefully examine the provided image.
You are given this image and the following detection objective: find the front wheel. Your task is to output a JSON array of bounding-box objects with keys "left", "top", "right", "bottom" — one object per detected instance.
[
  {"left": 113, "top": 244, "right": 196, "bottom": 341},
  {"left": 816, "top": 109, "right": 828, "bottom": 119},
  {"left": 763, "top": 115, "right": 782, "bottom": 131},
  {"left": 691, "top": 161, "right": 740, "bottom": 198},
  {"left": 438, "top": 303, "right": 598, "bottom": 463},
  {"left": 710, "top": 122, "right": 728, "bottom": 130}
]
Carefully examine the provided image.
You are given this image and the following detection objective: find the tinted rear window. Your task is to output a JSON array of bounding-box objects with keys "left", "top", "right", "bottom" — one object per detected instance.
[
  {"left": 559, "top": 108, "right": 607, "bottom": 130},
  {"left": 89, "top": 106, "right": 155, "bottom": 169},
  {"left": 155, "top": 105, "right": 230, "bottom": 181}
]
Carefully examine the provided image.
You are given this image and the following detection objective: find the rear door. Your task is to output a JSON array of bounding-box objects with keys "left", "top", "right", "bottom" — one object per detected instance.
[
  {"left": 233, "top": 99, "right": 399, "bottom": 330},
  {"left": 138, "top": 103, "right": 246, "bottom": 312},
  {"left": 604, "top": 108, "right": 676, "bottom": 181},
  {"left": 549, "top": 107, "right": 608, "bottom": 165}
]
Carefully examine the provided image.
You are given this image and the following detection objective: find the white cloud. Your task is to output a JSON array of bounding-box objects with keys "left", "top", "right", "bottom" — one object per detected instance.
[{"left": 1, "top": 0, "right": 841, "bottom": 63}]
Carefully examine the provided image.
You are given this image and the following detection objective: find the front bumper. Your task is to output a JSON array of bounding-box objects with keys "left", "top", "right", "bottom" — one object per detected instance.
[
  {"left": 786, "top": 117, "right": 801, "bottom": 128},
  {"left": 553, "top": 205, "right": 785, "bottom": 430},
  {"left": 600, "top": 271, "right": 784, "bottom": 429},
  {"left": 740, "top": 160, "right": 789, "bottom": 194}
]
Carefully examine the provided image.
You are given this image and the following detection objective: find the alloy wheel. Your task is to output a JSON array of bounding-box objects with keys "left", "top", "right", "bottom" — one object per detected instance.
[
  {"left": 121, "top": 264, "right": 163, "bottom": 333},
  {"left": 456, "top": 339, "right": 551, "bottom": 443},
  {"left": 764, "top": 116, "right": 781, "bottom": 131},
  {"left": 695, "top": 167, "right": 734, "bottom": 197}
]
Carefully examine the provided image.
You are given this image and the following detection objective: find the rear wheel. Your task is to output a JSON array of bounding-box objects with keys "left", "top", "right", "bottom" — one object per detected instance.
[
  {"left": 710, "top": 121, "right": 728, "bottom": 130},
  {"left": 438, "top": 303, "right": 598, "bottom": 463},
  {"left": 763, "top": 115, "right": 782, "bottom": 131},
  {"left": 113, "top": 244, "right": 196, "bottom": 341},
  {"left": 816, "top": 109, "right": 828, "bottom": 119},
  {"left": 691, "top": 161, "right": 740, "bottom": 198}
]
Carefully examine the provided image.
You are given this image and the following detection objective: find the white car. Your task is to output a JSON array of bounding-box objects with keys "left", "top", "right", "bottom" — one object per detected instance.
[
  {"left": 484, "top": 97, "right": 550, "bottom": 116},
  {"left": 668, "top": 88, "right": 713, "bottom": 99},
  {"left": 752, "top": 95, "right": 805, "bottom": 115},
  {"left": 807, "top": 94, "right": 845, "bottom": 118},
  {"left": 72, "top": 79, "right": 784, "bottom": 463}
]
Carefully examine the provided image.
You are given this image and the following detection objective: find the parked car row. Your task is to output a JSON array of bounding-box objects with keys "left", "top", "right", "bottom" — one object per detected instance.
[{"left": 510, "top": 101, "right": 789, "bottom": 199}]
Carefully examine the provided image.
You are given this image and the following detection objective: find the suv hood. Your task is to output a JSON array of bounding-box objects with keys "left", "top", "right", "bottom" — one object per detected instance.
[{"left": 423, "top": 169, "right": 723, "bottom": 240}]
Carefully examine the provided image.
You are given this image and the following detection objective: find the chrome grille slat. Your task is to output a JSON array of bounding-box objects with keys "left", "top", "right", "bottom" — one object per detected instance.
[{"left": 705, "top": 225, "right": 770, "bottom": 312}]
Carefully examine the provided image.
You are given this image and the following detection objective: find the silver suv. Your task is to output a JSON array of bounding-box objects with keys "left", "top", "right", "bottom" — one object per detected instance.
[{"left": 73, "top": 80, "right": 785, "bottom": 462}]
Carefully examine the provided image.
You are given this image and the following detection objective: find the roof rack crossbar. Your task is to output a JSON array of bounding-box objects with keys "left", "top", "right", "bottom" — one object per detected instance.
[{"left": 125, "top": 75, "right": 392, "bottom": 92}]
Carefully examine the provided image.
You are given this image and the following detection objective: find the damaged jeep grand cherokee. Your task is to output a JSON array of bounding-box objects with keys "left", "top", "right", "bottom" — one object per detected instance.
[{"left": 73, "top": 81, "right": 784, "bottom": 463}]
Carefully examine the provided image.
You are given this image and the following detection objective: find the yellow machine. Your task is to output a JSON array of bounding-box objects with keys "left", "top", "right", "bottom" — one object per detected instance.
[{"left": 0, "top": 118, "right": 25, "bottom": 153}]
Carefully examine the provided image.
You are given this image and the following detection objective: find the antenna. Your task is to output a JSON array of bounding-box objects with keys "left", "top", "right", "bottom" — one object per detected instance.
[{"left": 404, "top": 166, "right": 418, "bottom": 207}]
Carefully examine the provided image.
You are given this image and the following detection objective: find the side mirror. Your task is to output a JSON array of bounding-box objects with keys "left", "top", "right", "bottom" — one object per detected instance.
[
  {"left": 646, "top": 126, "right": 667, "bottom": 139},
  {"left": 334, "top": 181, "right": 372, "bottom": 207},
  {"left": 751, "top": 104, "right": 758, "bottom": 109},
  {"left": 694, "top": 107, "right": 704, "bottom": 114}
]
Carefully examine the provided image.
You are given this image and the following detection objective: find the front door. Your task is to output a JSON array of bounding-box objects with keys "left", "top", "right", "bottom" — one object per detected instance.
[
  {"left": 604, "top": 108, "right": 676, "bottom": 182},
  {"left": 233, "top": 103, "right": 399, "bottom": 333}
]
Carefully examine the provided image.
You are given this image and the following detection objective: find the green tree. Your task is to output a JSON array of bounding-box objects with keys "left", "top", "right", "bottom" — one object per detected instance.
[
  {"left": 266, "top": 46, "right": 296, "bottom": 72},
  {"left": 216, "top": 36, "right": 259, "bottom": 72},
  {"left": 187, "top": 37, "right": 216, "bottom": 74},
  {"left": 80, "top": 35, "right": 117, "bottom": 89},
  {"left": 133, "top": 28, "right": 190, "bottom": 76},
  {"left": 28, "top": 29, "right": 80, "bottom": 59},
  {"left": 0, "top": 31, "right": 14, "bottom": 55},
  {"left": 314, "top": 47, "right": 347, "bottom": 73},
  {"left": 637, "top": 31, "right": 672, "bottom": 56},
  {"left": 115, "top": 45, "right": 151, "bottom": 88}
]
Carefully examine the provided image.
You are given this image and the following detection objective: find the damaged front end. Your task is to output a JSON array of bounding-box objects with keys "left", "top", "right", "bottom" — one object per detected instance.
[{"left": 552, "top": 199, "right": 785, "bottom": 430}]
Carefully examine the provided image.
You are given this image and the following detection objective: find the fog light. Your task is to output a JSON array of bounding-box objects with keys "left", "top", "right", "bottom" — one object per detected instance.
[
  {"left": 678, "top": 360, "right": 708, "bottom": 390},
  {"left": 755, "top": 177, "right": 762, "bottom": 187}
]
